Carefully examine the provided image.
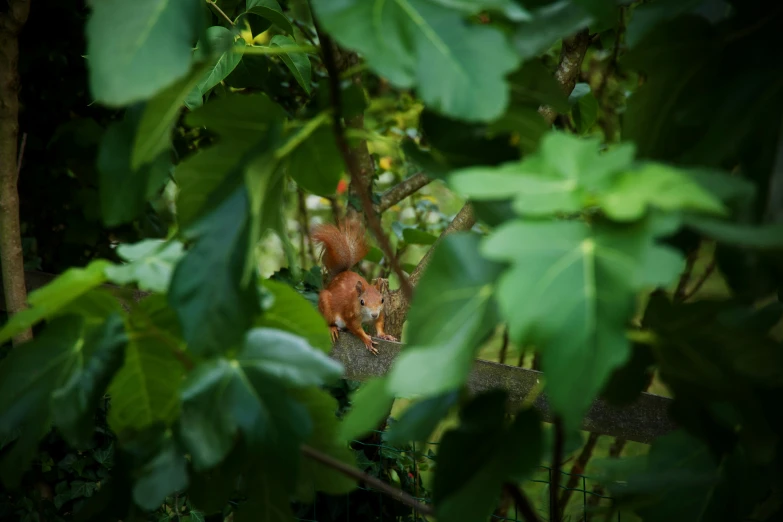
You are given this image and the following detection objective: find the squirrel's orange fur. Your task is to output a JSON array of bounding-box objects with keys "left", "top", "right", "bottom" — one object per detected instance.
[{"left": 312, "top": 218, "right": 397, "bottom": 354}]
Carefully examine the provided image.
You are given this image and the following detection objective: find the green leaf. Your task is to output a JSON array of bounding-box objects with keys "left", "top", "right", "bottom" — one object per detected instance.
[
  {"left": 52, "top": 314, "right": 128, "bottom": 448},
  {"left": 429, "top": 0, "right": 530, "bottom": 20},
  {"left": 482, "top": 219, "right": 683, "bottom": 429},
  {"left": 626, "top": 0, "right": 702, "bottom": 48},
  {"left": 132, "top": 64, "right": 209, "bottom": 171},
  {"left": 243, "top": 148, "right": 287, "bottom": 283},
  {"left": 169, "top": 185, "right": 260, "bottom": 357},
  {"left": 449, "top": 132, "right": 636, "bottom": 217},
  {"left": 292, "top": 387, "right": 357, "bottom": 499},
  {"left": 573, "top": 0, "right": 616, "bottom": 26},
  {"left": 386, "top": 391, "right": 458, "bottom": 445},
  {"left": 402, "top": 227, "right": 439, "bottom": 246},
  {"left": 488, "top": 60, "right": 568, "bottom": 152},
  {"left": 621, "top": 17, "right": 719, "bottom": 161},
  {"left": 188, "top": 443, "right": 246, "bottom": 514},
  {"left": 132, "top": 432, "right": 188, "bottom": 510},
  {"left": 605, "top": 430, "right": 722, "bottom": 522},
  {"left": 434, "top": 391, "right": 543, "bottom": 522},
  {"left": 239, "top": 327, "right": 343, "bottom": 388},
  {"left": 0, "top": 260, "right": 111, "bottom": 345},
  {"left": 418, "top": 110, "right": 520, "bottom": 175},
  {"left": 257, "top": 279, "right": 331, "bottom": 353},
  {"left": 86, "top": 0, "right": 204, "bottom": 106},
  {"left": 0, "top": 316, "right": 84, "bottom": 487},
  {"left": 104, "top": 240, "right": 185, "bottom": 294},
  {"left": 271, "top": 34, "right": 311, "bottom": 93},
  {"left": 512, "top": 0, "right": 593, "bottom": 61},
  {"left": 98, "top": 108, "right": 171, "bottom": 227},
  {"left": 235, "top": 470, "right": 297, "bottom": 522},
  {"left": 386, "top": 233, "right": 501, "bottom": 397},
  {"left": 338, "top": 377, "right": 394, "bottom": 441},
  {"left": 174, "top": 141, "right": 253, "bottom": 229},
  {"left": 107, "top": 307, "right": 185, "bottom": 436},
  {"left": 188, "top": 26, "right": 246, "bottom": 105},
  {"left": 599, "top": 163, "right": 727, "bottom": 222},
  {"left": 241, "top": 0, "right": 294, "bottom": 35},
  {"left": 311, "top": 0, "right": 520, "bottom": 122},
  {"left": 185, "top": 92, "right": 285, "bottom": 145},
  {"left": 601, "top": 343, "right": 655, "bottom": 407},
  {"left": 683, "top": 216, "right": 783, "bottom": 250},
  {"left": 569, "top": 82, "right": 598, "bottom": 134},
  {"left": 56, "top": 289, "right": 124, "bottom": 325},
  {"left": 178, "top": 357, "right": 311, "bottom": 470}
]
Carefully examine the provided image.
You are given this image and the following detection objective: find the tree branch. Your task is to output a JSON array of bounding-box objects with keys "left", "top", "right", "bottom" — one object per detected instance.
[
  {"left": 0, "top": 0, "right": 33, "bottom": 345},
  {"left": 376, "top": 172, "right": 431, "bottom": 213},
  {"left": 300, "top": 444, "right": 434, "bottom": 517},
  {"left": 558, "top": 431, "right": 600, "bottom": 510},
  {"left": 550, "top": 417, "right": 565, "bottom": 522},
  {"left": 503, "top": 483, "right": 541, "bottom": 522},
  {"left": 314, "top": 22, "right": 413, "bottom": 301},
  {"left": 675, "top": 247, "right": 699, "bottom": 302},
  {"left": 538, "top": 29, "right": 591, "bottom": 125},
  {"left": 206, "top": 0, "right": 234, "bottom": 26},
  {"left": 682, "top": 257, "right": 716, "bottom": 302}
]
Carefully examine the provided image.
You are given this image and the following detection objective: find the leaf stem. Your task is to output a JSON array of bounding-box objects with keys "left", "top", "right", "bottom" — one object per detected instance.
[
  {"left": 239, "top": 44, "right": 319, "bottom": 56},
  {"left": 300, "top": 444, "right": 435, "bottom": 517},
  {"left": 503, "top": 482, "right": 541, "bottom": 522},
  {"left": 206, "top": 0, "right": 234, "bottom": 26},
  {"left": 275, "top": 111, "right": 330, "bottom": 159},
  {"left": 550, "top": 417, "right": 565, "bottom": 522},
  {"left": 682, "top": 257, "right": 716, "bottom": 302}
]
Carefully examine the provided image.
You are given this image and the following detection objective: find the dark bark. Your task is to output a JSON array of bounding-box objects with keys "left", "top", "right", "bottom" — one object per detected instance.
[{"left": 0, "top": 0, "right": 33, "bottom": 345}]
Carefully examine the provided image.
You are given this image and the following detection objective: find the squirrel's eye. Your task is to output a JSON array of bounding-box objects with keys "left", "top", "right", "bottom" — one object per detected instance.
[
  {"left": 381, "top": 298, "right": 384, "bottom": 303},
  {"left": 360, "top": 299, "right": 365, "bottom": 306}
]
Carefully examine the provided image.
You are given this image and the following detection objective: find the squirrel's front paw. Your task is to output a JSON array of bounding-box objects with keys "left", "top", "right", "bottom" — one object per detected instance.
[
  {"left": 329, "top": 326, "right": 339, "bottom": 343},
  {"left": 377, "top": 333, "right": 398, "bottom": 342},
  {"left": 363, "top": 338, "right": 379, "bottom": 355}
]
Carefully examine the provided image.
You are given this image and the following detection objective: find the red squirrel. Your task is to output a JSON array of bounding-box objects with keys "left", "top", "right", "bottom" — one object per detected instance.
[{"left": 312, "top": 218, "right": 398, "bottom": 355}]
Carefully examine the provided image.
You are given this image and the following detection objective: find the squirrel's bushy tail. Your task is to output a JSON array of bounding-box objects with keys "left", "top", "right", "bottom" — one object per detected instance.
[{"left": 311, "top": 217, "right": 369, "bottom": 276}]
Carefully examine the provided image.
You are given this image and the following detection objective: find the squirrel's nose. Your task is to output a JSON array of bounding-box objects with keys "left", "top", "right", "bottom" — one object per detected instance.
[{"left": 371, "top": 312, "right": 379, "bottom": 319}]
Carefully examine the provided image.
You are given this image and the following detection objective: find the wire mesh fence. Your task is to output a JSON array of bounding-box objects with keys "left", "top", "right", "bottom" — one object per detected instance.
[{"left": 294, "top": 431, "right": 622, "bottom": 522}]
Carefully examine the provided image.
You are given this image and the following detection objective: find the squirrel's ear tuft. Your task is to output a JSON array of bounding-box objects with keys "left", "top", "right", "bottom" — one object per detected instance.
[{"left": 355, "top": 280, "right": 364, "bottom": 295}]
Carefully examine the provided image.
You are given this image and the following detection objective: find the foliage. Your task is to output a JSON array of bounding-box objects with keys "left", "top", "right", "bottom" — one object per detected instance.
[{"left": 2, "top": 0, "right": 783, "bottom": 521}]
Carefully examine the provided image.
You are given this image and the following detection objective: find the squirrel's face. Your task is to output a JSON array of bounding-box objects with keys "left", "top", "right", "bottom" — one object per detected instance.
[{"left": 356, "top": 281, "right": 384, "bottom": 322}]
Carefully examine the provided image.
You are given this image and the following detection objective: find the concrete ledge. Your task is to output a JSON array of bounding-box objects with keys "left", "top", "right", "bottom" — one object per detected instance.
[
  {"left": 331, "top": 332, "right": 676, "bottom": 445},
  {"left": 5, "top": 270, "right": 676, "bottom": 445}
]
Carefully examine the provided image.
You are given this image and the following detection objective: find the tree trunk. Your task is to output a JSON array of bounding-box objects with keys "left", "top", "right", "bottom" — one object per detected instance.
[{"left": 0, "top": 0, "right": 33, "bottom": 345}]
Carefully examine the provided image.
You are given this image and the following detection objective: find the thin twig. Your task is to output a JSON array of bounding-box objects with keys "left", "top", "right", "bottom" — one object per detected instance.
[
  {"left": 503, "top": 482, "right": 541, "bottom": 522},
  {"left": 16, "top": 132, "right": 26, "bottom": 178},
  {"left": 377, "top": 172, "right": 431, "bottom": 213},
  {"left": 674, "top": 247, "right": 699, "bottom": 302},
  {"left": 292, "top": 19, "right": 318, "bottom": 47},
  {"left": 550, "top": 417, "right": 565, "bottom": 522},
  {"left": 559, "top": 432, "right": 599, "bottom": 509},
  {"left": 206, "top": 0, "right": 234, "bottom": 26},
  {"left": 594, "top": 7, "right": 625, "bottom": 100},
  {"left": 682, "top": 257, "right": 716, "bottom": 302},
  {"left": 499, "top": 326, "right": 510, "bottom": 365},
  {"left": 300, "top": 444, "right": 435, "bottom": 517},
  {"left": 313, "top": 22, "right": 413, "bottom": 301}
]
